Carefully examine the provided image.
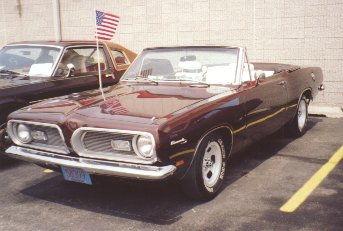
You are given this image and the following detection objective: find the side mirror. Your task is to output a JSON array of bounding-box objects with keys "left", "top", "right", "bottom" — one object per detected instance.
[
  {"left": 65, "top": 63, "right": 75, "bottom": 78},
  {"left": 255, "top": 71, "right": 266, "bottom": 83}
]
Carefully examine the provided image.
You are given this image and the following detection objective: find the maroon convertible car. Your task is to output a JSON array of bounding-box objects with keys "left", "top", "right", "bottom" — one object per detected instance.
[{"left": 5, "top": 46, "right": 324, "bottom": 200}]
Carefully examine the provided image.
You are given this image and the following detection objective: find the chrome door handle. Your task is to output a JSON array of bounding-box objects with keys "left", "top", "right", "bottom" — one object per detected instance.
[{"left": 105, "top": 74, "right": 115, "bottom": 79}]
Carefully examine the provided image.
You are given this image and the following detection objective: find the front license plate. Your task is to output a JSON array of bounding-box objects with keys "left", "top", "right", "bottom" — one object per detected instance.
[{"left": 61, "top": 166, "right": 92, "bottom": 185}]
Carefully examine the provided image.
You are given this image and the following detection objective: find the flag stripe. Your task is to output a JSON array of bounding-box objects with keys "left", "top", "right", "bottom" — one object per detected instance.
[
  {"left": 105, "top": 12, "right": 120, "bottom": 19},
  {"left": 96, "top": 31, "right": 115, "bottom": 37},
  {"left": 97, "top": 25, "right": 116, "bottom": 32},
  {"left": 103, "top": 18, "right": 119, "bottom": 25},
  {"left": 96, "top": 30, "right": 115, "bottom": 37},
  {"left": 95, "top": 33, "right": 113, "bottom": 39},
  {"left": 99, "top": 23, "right": 117, "bottom": 30},
  {"left": 95, "top": 36, "right": 111, "bottom": 40},
  {"left": 97, "top": 27, "right": 116, "bottom": 33},
  {"left": 104, "top": 16, "right": 119, "bottom": 23}
]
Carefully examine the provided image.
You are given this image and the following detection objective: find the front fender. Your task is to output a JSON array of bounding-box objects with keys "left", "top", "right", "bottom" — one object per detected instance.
[{"left": 157, "top": 109, "right": 234, "bottom": 179}]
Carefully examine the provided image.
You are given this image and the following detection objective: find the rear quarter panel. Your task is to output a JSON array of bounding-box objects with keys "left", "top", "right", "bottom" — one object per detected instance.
[{"left": 286, "top": 67, "right": 323, "bottom": 119}]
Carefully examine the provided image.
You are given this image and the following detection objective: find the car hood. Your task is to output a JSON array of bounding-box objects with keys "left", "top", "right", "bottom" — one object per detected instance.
[{"left": 21, "top": 82, "right": 235, "bottom": 125}]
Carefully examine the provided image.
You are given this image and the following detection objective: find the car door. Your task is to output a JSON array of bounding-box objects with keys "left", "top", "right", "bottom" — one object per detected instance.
[
  {"left": 242, "top": 66, "right": 288, "bottom": 145},
  {"left": 43, "top": 46, "right": 117, "bottom": 98}
]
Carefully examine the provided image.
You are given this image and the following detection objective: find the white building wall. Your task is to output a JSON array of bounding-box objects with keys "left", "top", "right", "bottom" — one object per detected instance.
[{"left": 1, "top": 0, "right": 342, "bottom": 106}]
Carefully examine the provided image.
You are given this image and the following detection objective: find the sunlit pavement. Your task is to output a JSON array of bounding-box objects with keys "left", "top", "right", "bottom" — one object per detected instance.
[{"left": 0, "top": 117, "right": 342, "bottom": 231}]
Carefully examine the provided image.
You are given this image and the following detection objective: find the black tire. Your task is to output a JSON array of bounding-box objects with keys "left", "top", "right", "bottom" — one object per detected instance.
[
  {"left": 180, "top": 133, "right": 227, "bottom": 201},
  {"left": 288, "top": 95, "right": 309, "bottom": 137}
]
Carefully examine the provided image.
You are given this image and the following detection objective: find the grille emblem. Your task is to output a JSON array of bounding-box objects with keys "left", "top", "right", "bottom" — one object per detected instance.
[
  {"left": 31, "top": 130, "right": 48, "bottom": 141},
  {"left": 111, "top": 140, "right": 131, "bottom": 151}
]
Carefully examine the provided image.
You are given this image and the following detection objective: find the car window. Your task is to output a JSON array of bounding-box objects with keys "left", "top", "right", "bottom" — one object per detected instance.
[
  {"left": 55, "top": 47, "right": 108, "bottom": 77},
  {"left": 0, "top": 46, "right": 61, "bottom": 76},
  {"left": 111, "top": 49, "right": 129, "bottom": 65}
]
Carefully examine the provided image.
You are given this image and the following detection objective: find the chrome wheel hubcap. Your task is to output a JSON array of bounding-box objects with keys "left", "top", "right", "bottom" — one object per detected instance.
[
  {"left": 202, "top": 141, "right": 222, "bottom": 188},
  {"left": 298, "top": 99, "right": 307, "bottom": 131}
]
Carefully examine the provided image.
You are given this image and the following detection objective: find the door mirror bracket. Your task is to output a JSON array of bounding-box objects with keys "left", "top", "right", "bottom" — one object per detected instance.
[
  {"left": 255, "top": 71, "right": 266, "bottom": 85},
  {"left": 65, "top": 63, "right": 75, "bottom": 78}
]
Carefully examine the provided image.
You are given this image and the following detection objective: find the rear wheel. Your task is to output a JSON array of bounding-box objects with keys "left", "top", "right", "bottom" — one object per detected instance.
[
  {"left": 181, "top": 133, "right": 227, "bottom": 201},
  {"left": 288, "top": 95, "right": 309, "bottom": 137}
]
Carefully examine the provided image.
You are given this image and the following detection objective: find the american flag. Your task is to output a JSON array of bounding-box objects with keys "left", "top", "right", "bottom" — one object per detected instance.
[
  {"left": 100, "top": 99, "right": 128, "bottom": 115},
  {"left": 95, "top": 10, "right": 120, "bottom": 40}
]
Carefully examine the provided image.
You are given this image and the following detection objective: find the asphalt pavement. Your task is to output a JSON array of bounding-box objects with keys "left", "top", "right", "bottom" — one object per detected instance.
[{"left": 0, "top": 116, "right": 342, "bottom": 231}]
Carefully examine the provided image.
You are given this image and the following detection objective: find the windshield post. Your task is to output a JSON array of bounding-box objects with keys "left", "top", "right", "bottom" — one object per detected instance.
[{"left": 235, "top": 47, "right": 245, "bottom": 85}]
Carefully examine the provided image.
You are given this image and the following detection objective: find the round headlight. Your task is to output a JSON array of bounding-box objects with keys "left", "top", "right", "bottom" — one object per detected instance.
[
  {"left": 136, "top": 135, "right": 154, "bottom": 158},
  {"left": 17, "top": 124, "right": 32, "bottom": 143}
]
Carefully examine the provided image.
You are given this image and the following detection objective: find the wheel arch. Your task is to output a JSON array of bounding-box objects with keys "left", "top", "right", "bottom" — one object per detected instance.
[
  {"left": 288, "top": 87, "right": 312, "bottom": 127},
  {"left": 302, "top": 88, "right": 312, "bottom": 101},
  {"left": 180, "top": 124, "right": 234, "bottom": 180}
]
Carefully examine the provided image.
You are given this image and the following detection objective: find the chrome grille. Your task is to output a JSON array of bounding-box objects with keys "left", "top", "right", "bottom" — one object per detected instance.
[
  {"left": 7, "top": 120, "right": 69, "bottom": 154},
  {"left": 71, "top": 127, "right": 157, "bottom": 164},
  {"left": 82, "top": 131, "right": 136, "bottom": 156}
]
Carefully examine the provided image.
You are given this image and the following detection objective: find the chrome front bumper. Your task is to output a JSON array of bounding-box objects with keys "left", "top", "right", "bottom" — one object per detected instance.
[{"left": 6, "top": 146, "right": 176, "bottom": 180}]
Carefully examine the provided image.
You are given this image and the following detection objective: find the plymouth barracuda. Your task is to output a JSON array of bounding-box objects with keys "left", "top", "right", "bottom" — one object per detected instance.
[
  {"left": 5, "top": 46, "right": 324, "bottom": 200},
  {"left": 0, "top": 40, "right": 136, "bottom": 150}
]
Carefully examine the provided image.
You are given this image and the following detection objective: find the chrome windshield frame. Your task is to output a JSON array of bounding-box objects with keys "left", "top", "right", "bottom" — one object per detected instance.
[{"left": 121, "top": 46, "right": 244, "bottom": 85}]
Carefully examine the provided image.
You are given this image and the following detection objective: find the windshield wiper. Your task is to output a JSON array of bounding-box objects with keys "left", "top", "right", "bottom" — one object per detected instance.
[
  {"left": 0, "top": 69, "right": 22, "bottom": 75},
  {"left": 187, "top": 80, "right": 210, "bottom": 87},
  {"left": 126, "top": 75, "right": 158, "bottom": 85},
  {"left": 0, "top": 69, "right": 29, "bottom": 78}
]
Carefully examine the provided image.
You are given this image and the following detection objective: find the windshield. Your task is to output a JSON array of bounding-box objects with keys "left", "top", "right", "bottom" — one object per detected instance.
[
  {"left": 122, "top": 47, "right": 240, "bottom": 85},
  {"left": 0, "top": 45, "right": 61, "bottom": 77}
]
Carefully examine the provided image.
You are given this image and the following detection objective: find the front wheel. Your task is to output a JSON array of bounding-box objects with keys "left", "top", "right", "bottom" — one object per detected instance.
[
  {"left": 288, "top": 95, "right": 309, "bottom": 137},
  {"left": 180, "top": 133, "right": 227, "bottom": 201}
]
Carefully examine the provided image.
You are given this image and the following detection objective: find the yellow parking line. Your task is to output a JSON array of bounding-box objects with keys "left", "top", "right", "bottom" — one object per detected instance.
[
  {"left": 43, "top": 169, "right": 54, "bottom": 173},
  {"left": 280, "top": 145, "right": 343, "bottom": 213}
]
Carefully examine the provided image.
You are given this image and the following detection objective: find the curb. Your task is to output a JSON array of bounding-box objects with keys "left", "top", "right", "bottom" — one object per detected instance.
[{"left": 308, "top": 105, "right": 343, "bottom": 118}]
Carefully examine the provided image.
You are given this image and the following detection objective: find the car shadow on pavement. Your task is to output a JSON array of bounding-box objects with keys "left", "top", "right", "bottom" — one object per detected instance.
[
  {"left": 0, "top": 154, "right": 25, "bottom": 171},
  {"left": 20, "top": 117, "right": 321, "bottom": 225},
  {"left": 221, "top": 117, "right": 321, "bottom": 188}
]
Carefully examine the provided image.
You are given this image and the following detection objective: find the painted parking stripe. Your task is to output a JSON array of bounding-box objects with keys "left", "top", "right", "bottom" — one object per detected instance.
[
  {"left": 280, "top": 145, "right": 343, "bottom": 213},
  {"left": 43, "top": 169, "right": 54, "bottom": 173}
]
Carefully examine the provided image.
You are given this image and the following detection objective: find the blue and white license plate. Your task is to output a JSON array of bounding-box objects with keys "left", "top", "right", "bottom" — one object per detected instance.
[{"left": 61, "top": 166, "right": 92, "bottom": 185}]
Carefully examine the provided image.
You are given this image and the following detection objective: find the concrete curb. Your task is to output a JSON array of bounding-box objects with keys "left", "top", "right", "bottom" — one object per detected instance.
[{"left": 309, "top": 105, "right": 343, "bottom": 118}]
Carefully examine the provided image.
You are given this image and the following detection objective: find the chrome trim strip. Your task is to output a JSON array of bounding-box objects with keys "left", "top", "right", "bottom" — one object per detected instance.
[
  {"left": 6, "top": 44, "right": 64, "bottom": 48},
  {"left": 7, "top": 120, "right": 69, "bottom": 154},
  {"left": 5, "top": 146, "right": 176, "bottom": 180},
  {"left": 71, "top": 127, "right": 157, "bottom": 164}
]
